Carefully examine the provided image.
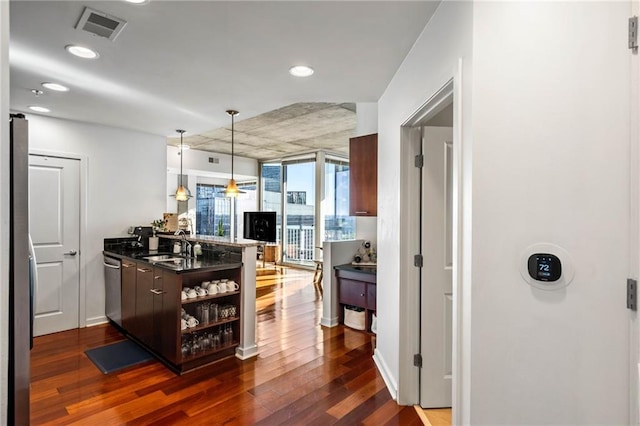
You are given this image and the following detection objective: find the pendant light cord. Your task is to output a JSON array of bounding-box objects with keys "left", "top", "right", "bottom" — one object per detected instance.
[
  {"left": 177, "top": 129, "right": 186, "bottom": 186},
  {"left": 226, "top": 110, "right": 239, "bottom": 180},
  {"left": 231, "top": 113, "right": 234, "bottom": 179}
]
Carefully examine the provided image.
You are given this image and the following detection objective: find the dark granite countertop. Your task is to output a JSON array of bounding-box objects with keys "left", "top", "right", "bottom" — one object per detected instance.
[
  {"left": 103, "top": 237, "right": 242, "bottom": 274},
  {"left": 334, "top": 263, "right": 377, "bottom": 275}
]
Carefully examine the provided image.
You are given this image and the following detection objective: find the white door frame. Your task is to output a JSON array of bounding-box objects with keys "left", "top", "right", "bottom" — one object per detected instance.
[
  {"left": 631, "top": 0, "right": 640, "bottom": 422},
  {"left": 397, "top": 60, "right": 469, "bottom": 424},
  {"left": 30, "top": 149, "right": 88, "bottom": 328}
]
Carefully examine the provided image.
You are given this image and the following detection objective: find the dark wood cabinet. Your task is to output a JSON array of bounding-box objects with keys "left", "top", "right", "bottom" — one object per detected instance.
[
  {"left": 135, "top": 264, "right": 154, "bottom": 347},
  {"left": 338, "top": 279, "right": 366, "bottom": 307},
  {"left": 349, "top": 133, "right": 377, "bottom": 216},
  {"left": 335, "top": 265, "right": 377, "bottom": 333},
  {"left": 121, "top": 260, "right": 137, "bottom": 333},
  {"left": 117, "top": 254, "right": 242, "bottom": 374}
]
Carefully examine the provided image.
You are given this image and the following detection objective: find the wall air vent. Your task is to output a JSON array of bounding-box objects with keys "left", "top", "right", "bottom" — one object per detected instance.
[{"left": 76, "top": 7, "right": 127, "bottom": 41}]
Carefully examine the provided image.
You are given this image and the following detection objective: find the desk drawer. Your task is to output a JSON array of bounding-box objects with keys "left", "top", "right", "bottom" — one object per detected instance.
[{"left": 339, "top": 279, "right": 366, "bottom": 307}]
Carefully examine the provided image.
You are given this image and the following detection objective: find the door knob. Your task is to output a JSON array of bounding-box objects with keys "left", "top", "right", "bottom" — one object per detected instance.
[{"left": 63, "top": 250, "right": 77, "bottom": 256}]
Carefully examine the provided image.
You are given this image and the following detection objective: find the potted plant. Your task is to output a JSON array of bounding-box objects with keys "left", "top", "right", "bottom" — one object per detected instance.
[
  {"left": 217, "top": 218, "right": 224, "bottom": 236},
  {"left": 151, "top": 219, "right": 167, "bottom": 235},
  {"left": 149, "top": 219, "right": 167, "bottom": 251}
]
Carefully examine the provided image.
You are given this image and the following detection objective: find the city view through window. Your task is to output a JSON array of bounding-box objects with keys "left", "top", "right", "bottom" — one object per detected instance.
[{"left": 194, "top": 156, "right": 353, "bottom": 267}]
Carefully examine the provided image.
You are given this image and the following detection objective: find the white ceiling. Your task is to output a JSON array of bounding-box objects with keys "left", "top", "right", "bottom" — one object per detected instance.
[{"left": 9, "top": 1, "right": 440, "bottom": 160}]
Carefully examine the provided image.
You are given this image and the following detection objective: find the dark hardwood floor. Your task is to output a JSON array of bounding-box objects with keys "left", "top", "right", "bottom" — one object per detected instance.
[{"left": 30, "top": 265, "right": 422, "bottom": 425}]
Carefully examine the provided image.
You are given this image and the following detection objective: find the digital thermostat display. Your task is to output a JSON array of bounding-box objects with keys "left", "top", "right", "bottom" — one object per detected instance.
[{"left": 528, "top": 253, "right": 562, "bottom": 282}]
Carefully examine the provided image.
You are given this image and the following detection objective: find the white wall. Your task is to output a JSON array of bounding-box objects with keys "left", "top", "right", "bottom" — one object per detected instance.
[
  {"left": 28, "top": 115, "right": 166, "bottom": 325},
  {"left": 0, "top": 1, "right": 9, "bottom": 422},
  {"left": 376, "top": 0, "right": 473, "bottom": 409},
  {"left": 469, "top": 2, "right": 629, "bottom": 424},
  {"left": 166, "top": 146, "right": 258, "bottom": 181},
  {"left": 380, "top": 1, "right": 631, "bottom": 424}
]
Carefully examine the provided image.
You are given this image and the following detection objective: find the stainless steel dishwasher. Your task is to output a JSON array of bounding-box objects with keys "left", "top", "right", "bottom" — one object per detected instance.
[{"left": 103, "top": 255, "right": 122, "bottom": 326}]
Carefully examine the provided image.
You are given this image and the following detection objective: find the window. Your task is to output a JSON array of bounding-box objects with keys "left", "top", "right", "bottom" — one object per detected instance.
[
  {"left": 283, "top": 160, "right": 315, "bottom": 264},
  {"left": 196, "top": 184, "right": 230, "bottom": 236},
  {"left": 235, "top": 181, "right": 257, "bottom": 239},
  {"left": 261, "top": 163, "right": 282, "bottom": 244},
  {"left": 260, "top": 154, "right": 353, "bottom": 267},
  {"left": 325, "top": 159, "right": 355, "bottom": 240}
]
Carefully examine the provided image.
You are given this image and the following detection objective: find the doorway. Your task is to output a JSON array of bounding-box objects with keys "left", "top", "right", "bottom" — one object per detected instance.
[
  {"left": 282, "top": 159, "right": 316, "bottom": 266},
  {"left": 29, "top": 154, "right": 81, "bottom": 336},
  {"left": 397, "top": 76, "right": 462, "bottom": 416}
]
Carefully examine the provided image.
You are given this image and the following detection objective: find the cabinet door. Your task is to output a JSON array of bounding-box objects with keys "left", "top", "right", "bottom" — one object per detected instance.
[
  {"left": 349, "top": 133, "right": 377, "bottom": 216},
  {"left": 151, "top": 267, "right": 164, "bottom": 353},
  {"left": 367, "top": 283, "right": 376, "bottom": 311},
  {"left": 135, "top": 264, "right": 154, "bottom": 347},
  {"left": 121, "top": 260, "right": 136, "bottom": 333},
  {"left": 339, "top": 279, "right": 366, "bottom": 307}
]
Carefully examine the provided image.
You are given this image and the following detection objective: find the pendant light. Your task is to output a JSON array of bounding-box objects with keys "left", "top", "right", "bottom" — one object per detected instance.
[
  {"left": 171, "top": 129, "right": 192, "bottom": 201},
  {"left": 225, "top": 109, "right": 244, "bottom": 197}
]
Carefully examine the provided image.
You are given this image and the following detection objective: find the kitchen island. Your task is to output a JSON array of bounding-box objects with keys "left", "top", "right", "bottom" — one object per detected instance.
[{"left": 104, "top": 236, "right": 259, "bottom": 373}]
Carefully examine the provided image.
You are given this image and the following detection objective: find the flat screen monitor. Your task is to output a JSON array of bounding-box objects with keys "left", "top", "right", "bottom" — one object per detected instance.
[{"left": 243, "top": 211, "right": 277, "bottom": 242}]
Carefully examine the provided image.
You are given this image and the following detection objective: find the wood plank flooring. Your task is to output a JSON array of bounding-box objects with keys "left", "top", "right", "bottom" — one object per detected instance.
[{"left": 30, "top": 265, "right": 423, "bottom": 425}]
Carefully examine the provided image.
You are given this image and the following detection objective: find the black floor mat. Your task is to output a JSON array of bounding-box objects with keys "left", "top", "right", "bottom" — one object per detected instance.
[{"left": 85, "top": 339, "right": 154, "bottom": 374}]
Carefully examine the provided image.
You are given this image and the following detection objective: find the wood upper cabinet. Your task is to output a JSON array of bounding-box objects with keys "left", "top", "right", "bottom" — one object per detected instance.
[{"left": 349, "top": 133, "right": 377, "bottom": 216}]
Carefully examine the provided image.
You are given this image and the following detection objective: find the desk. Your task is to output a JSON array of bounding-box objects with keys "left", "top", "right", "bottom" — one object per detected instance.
[{"left": 334, "top": 264, "right": 376, "bottom": 333}]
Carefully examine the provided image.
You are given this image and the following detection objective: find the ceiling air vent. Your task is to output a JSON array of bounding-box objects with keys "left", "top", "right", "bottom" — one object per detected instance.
[{"left": 76, "top": 7, "right": 127, "bottom": 41}]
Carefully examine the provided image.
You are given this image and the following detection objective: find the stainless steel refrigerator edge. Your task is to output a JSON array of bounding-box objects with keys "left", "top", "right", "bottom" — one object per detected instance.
[{"left": 9, "top": 114, "right": 30, "bottom": 424}]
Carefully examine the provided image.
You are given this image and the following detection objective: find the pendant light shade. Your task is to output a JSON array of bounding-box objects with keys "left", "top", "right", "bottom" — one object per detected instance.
[
  {"left": 171, "top": 129, "right": 192, "bottom": 201},
  {"left": 225, "top": 109, "right": 245, "bottom": 198}
]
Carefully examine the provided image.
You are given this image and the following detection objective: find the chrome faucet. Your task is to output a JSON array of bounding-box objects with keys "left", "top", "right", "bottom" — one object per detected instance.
[{"left": 174, "top": 229, "right": 191, "bottom": 257}]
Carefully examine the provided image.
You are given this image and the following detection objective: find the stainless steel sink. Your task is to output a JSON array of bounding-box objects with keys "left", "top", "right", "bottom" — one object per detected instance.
[{"left": 143, "top": 254, "right": 182, "bottom": 262}]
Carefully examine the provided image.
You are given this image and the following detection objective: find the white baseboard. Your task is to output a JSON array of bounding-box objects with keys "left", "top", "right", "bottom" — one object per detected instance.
[
  {"left": 236, "top": 344, "right": 259, "bottom": 360},
  {"left": 320, "top": 316, "right": 339, "bottom": 328},
  {"left": 85, "top": 316, "right": 108, "bottom": 327},
  {"left": 373, "top": 348, "right": 399, "bottom": 400}
]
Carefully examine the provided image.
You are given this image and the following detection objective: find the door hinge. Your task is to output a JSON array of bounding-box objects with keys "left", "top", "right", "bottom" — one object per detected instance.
[
  {"left": 629, "top": 16, "right": 638, "bottom": 51},
  {"left": 414, "top": 254, "right": 423, "bottom": 268},
  {"left": 628, "top": 278, "right": 637, "bottom": 311},
  {"left": 414, "top": 353, "right": 423, "bottom": 368},
  {"left": 415, "top": 154, "right": 424, "bottom": 168}
]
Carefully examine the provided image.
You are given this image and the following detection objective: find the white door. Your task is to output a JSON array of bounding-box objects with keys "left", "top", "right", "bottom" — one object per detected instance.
[
  {"left": 420, "top": 126, "right": 453, "bottom": 408},
  {"left": 29, "top": 155, "right": 80, "bottom": 336}
]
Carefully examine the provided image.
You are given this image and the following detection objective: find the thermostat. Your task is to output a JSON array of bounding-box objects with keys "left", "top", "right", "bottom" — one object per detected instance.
[
  {"left": 527, "top": 253, "right": 561, "bottom": 282},
  {"left": 519, "top": 243, "right": 574, "bottom": 290}
]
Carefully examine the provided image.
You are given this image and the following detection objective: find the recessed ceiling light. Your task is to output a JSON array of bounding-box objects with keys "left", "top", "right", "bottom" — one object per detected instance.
[
  {"left": 289, "top": 65, "right": 314, "bottom": 77},
  {"left": 29, "top": 106, "right": 50, "bottom": 113},
  {"left": 125, "top": 0, "right": 148, "bottom": 3},
  {"left": 42, "top": 82, "right": 70, "bottom": 92},
  {"left": 65, "top": 45, "right": 99, "bottom": 59}
]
